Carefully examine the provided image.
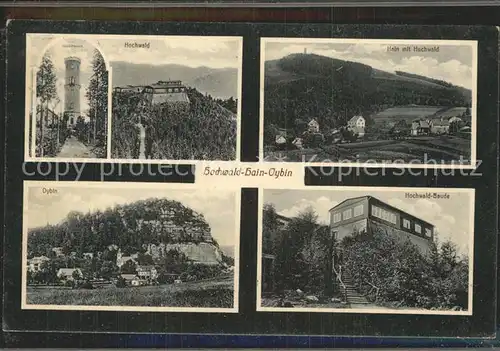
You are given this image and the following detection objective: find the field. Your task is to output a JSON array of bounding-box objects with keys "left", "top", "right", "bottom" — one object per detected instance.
[
  {"left": 264, "top": 135, "right": 471, "bottom": 164},
  {"left": 26, "top": 275, "right": 234, "bottom": 308},
  {"left": 371, "top": 105, "right": 445, "bottom": 123}
]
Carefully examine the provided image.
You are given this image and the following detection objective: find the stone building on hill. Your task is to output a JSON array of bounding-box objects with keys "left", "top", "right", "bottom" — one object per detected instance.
[{"left": 114, "top": 80, "right": 191, "bottom": 113}]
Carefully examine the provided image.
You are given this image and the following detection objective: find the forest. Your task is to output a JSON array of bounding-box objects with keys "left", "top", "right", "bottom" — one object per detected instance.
[
  {"left": 262, "top": 203, "right": 469, "bottom": 310},
  {"left": 263, "top": 53, "right": 471, "bottom": 142},
  {"left": 27, "top": 197, "right": 216, "bottom": 259},
  {"left": 34, "top": 50, "right": 108, "bottom": 158},
  {"left": 111, "top": 87, "right": 237, "bottom": 160}
]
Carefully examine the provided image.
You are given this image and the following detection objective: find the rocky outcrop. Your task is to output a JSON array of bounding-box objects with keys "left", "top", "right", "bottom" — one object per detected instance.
[{"left": 166, "top": 243, "right": 222, "bottom": 265}]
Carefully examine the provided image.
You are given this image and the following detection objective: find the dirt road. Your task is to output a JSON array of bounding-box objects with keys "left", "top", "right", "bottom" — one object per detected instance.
[{"left": 57, "top": 136, "right": 96, "bottom": 158}]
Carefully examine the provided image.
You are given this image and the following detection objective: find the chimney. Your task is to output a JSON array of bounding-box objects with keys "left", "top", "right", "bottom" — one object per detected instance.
[{"left": 304, "top": 48, "right": 307, "bottom": 54}]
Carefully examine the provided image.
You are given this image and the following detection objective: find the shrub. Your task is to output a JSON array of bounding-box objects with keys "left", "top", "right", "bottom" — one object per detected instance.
[
  {"left": 115, "top": 277, "right": 127, "bottom": 288},
  {"left": 111, "top": 87, "right": 237, "bottom": 160},
  {"left": 341, "top": 228, "right": 469, "bottom": 310}
]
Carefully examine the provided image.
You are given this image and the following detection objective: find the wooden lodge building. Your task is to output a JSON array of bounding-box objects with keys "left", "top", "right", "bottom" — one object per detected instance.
[{"left": 329, "top": 196, "right": 434, "bottom": 256}]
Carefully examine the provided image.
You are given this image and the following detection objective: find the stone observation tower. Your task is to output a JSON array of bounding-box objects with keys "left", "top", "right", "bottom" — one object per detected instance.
[{"left": 64, "top": 56, "right": 81, "bottom": 127}]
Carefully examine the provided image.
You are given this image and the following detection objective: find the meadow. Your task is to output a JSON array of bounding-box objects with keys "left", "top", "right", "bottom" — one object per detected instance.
[
  {"left": 264, "top": 135, "right": 471, "bottom": 164},
  {"left": 27, "top": 277, "right": 234, "bottom": 308}
]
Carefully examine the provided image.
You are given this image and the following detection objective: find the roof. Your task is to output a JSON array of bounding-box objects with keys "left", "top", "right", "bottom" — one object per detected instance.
[
  {"left": 152, "top": 80, "right": 184, "bottom": 87},
  {"left": 431, "top": 119, "right": 450, "bottom": 126},
  {"left": 57, "top": 268, "right": 82, "bottom": 275},
  {"left": 412, "top": 120, "right": 430, "bottom": 128},
  {"left": 31, "top": 255, "right": 50, "bottom": 261},
  {"left": 329, "top": 195, "right": 435, "bottom": 228},
  {"left": 121, "top": 274, "right": 137, "bottom": 280},
  {"left": 308, "top": 119, "right": 319, "bottom": 125},
  {"left": 329, "top": 196, "right": 369, "bottom": 212},
  {"left": 64, "top": 56, "right": 81, "bottom": 63},
  {"left": 137, "top": 265, "right": 156, "bottom": 270},
  {"left": 348, "top": 115, "right": 364, "bottom": 124},
  {"left": 276, "top": 214, "right": 291, "bottom": 222}
]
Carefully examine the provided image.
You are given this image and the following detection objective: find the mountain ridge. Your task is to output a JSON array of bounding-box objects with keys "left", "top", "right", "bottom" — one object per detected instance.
[
  {"left": 263, "top": 53, "right": 471, "bottom": 133},
  {"left": 110, "top": 61, "right": 238, "bottom": 99}
]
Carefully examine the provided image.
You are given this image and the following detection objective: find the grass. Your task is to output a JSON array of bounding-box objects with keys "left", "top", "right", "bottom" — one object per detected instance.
[
  {"left": 27, "top": 277, "right": 234, "bottom": 308},
  {"left": 264, "top": 135, "right": 471, "bottom": 164}
]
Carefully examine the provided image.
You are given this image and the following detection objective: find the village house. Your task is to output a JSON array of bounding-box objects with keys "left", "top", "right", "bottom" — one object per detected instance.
[
  {"left": 411, "top": 120, "right": 431, "bottom": 136},
  {"left": 52, "top": 247, "right": 64, "bottom": 257},
  {"left": 329, "top": 196, "right": 434, "bottom": 256},
  {"left": 83, "top": 252, "right": 94, "bottom": 260},
  {"left": 116, "top": 250, "right": 139, "bottom": 268},
  {"left": 136, "top": 265, "right": 158, "bottom": 281},
  {"left": 308, "top": 119, "right": 320, "bottom": 133},
  {"left": 57, "top": 268, "right": 83, "bottom": 281},
  {"left": 347, "top": 115, "right": 366, "bottom": 137},
  {"left": 430, "top": 118, "right": 450, "bottom": 135},
  {"left": 120, "top": 273, "right": 137, "bottom": 285},
  {"left": 292, "top": 137, "right": 303, "bottom": 149},
  {"left": 28, "top": 256, "right": 51, "bottom": 272},
  {"left": 448, "top": 116, "right": 462, "bottom": 124},
  {"left": 275, "top": 128, "right": 287, "bottom": 146}
]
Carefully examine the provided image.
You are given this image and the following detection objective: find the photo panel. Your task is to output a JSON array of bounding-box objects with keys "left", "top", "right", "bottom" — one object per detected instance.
[
  {"left": 22, "top": 181, "right": 240, "bottom": 313},
  {"left": 257, "top": 186, "right": 475, "bottom": 315},
  {"left": 25, "top": 33, "right": 243, "bottom": 163},
  {"left": 259, "top": 38, "right": 478, "bottom": 169},
  {"left": 108, "top": 35, "right": 243, "bottom": 163},
  {"left": 25, "top": 33, "right": 112, "bottom": 161}
]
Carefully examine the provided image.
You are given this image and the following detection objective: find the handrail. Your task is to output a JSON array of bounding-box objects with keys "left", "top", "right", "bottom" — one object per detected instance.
[
  {"left": 332, "top": 264, "right": 347, "bottom": 303},
  {"left": 366, "top": 280, "right": 380, "bottom": 303}
]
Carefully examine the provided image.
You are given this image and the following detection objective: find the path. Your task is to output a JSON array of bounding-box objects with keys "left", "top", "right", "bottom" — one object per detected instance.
[
  {"left": 57, "top": 136, "right": 96, "bottom": 158},
  {"left": 135, "top": 123, "right": 146, "bottom": 159}
]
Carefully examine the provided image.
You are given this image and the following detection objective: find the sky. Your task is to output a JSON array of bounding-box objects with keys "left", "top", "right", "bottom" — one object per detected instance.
[
  {"left": 264, "top": 41, "right": 474, "bottom": 90},
  {"left": 29, "top": 37, "right": 101, "bottom": 117},
  {"left": 26, "top": 185, "right": 238, "bottom": 248},
  {"left": 95, "top": 35, "right": 241, "bottom": 69},
  {"left": 264, "top": 188, "right": 473, "bottom": 256},
  {"left": 28, "top": 33, "right": 241, "bottom": 69},
  {"left": 28, "top": 34, "right": 242, "bottom": 116}
]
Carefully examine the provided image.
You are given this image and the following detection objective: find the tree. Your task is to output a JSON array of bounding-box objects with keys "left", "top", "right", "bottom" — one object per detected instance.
[
  {"left": 273, "top": 207, "right": 319, "bottom": 292},
  {"left": 137, "top": 253, "right": 154, "bottom": 266},
  {"left": 120, "top": 259, "right": 137, "bottom": 274},
  {"left": 86, "top": 49, "right": 108, "bottom": 152},
  {"left": 72, "top": 269, "right": 82, "bottom": 281},
  {"left": 36, "top": 54, "right": 58, "bottom": 157},
  {"left": 262, "top": 203, "right": 280, "bottom": 254},
  {"left": 99, "top": 261, "right": 119, "bottom": 280}
]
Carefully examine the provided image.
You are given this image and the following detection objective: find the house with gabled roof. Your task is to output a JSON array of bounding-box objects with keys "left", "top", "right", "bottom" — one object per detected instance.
[{"left": 347, "top": 115, "right": 365, "bottom": 136}]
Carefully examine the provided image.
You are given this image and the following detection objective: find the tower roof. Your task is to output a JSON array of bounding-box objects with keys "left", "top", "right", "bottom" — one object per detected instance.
[{"left": 65, "top": 56, "right": 81, "bottom": 63}]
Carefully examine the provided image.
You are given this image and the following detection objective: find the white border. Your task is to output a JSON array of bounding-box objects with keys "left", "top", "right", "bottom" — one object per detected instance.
[
  {"left": 259, "top": 37, "right": 479, "bottom": 170},
  {"left": 22, "top": 180, "right": 241, "bottom": 313},
  {"left": 24, "top": 33, "right": 243, "bottom": 164},
  {"left": 256, "top": 185, "right": 475, "bottom": 315}
]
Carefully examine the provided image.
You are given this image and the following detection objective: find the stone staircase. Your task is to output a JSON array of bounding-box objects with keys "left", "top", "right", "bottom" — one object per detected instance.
[{"left": 339, "top": 272, "right": 371, "bottom": 305}]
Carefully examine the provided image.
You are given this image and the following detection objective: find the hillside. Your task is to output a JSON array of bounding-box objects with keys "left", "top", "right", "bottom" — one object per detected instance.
[
  {"left": 111, "top": 87, "right": 237, "bottom": 160},
  {"left": 110, "top": 61, "right": 238, "bottom": 99},
  {"left": 27, "top": 197, "right": 224, "bottom": 265},
  {"left": 264, "top": 53, "right": 471, "bottom": 133}
]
